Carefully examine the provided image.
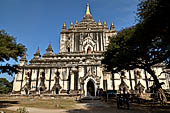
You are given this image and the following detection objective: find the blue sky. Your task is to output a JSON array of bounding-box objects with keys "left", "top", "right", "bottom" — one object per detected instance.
[{"left": 0, "top": 0, "right": 139, "bottom": 81}]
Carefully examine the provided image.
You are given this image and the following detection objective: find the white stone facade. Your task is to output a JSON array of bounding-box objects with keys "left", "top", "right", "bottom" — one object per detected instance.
[{"left": 12, "top": 3, "right": 170, "bottom": 96}]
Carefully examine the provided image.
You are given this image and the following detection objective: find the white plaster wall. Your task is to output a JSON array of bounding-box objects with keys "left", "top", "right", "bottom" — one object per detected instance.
[{"left": 13, "top": 73, "right": 22, "bottom": 91}]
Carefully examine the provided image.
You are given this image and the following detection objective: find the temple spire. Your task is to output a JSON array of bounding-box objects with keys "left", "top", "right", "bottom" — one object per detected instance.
[
  {"left": 98, "top": 19, "right": 102, "bottom": 26},
  {"left": 75, "top": 20, "right": 78, "bottom": 27},
  {"left": 62, "top": 22, "right": 66, "bottom": 29},
  {"left": 46, "top": 43, "right": 53, "bottom": 52},
  {"left": 63, "top": 22, "right": 66, "bottom": 27},
  {"left": 68, "top": 21, "right": 74, "bottom": 30},
  {"left": 34, "top": 47, "right": 41, "bottom": 58},
  {"left": 104, "top": 21, "right": 108, "bottom": 29},
  {"left": 110, "top": 22, "right": 116, "bottom": 31},
  {"left": 36, "top": 47, "right": 40, "bottom": 55},
  {"left": 85, "top": 3, "right": 91, "bottom": 16},
  {"left": 62, "top": 22, "right": 67, "bottom": 32},
  {"left": 45, "top": 42, "right": 53, "bottom": 55}
]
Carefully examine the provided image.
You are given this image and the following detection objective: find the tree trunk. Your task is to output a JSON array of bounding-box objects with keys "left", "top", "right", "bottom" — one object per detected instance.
[{"left": 145, "top": 66, "right": 167, "bottom": 104}]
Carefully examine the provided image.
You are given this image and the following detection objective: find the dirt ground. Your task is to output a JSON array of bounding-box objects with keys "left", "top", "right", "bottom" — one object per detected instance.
[{"left": 0, "top": 96, "right": 170, "bottom": 113}]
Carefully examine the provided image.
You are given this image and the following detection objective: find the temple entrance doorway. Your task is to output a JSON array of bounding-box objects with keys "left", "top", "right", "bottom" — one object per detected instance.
[{"left": 87, "top": 80, "right": 95, "bottom": 96}]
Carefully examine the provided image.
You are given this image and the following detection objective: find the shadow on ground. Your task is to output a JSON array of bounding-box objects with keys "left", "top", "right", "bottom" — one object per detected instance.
[
  {"left": 66, "top": 99, "right": 170, "bottom": 113},
  {"left": 0, "top": 100, "right": 19, "bottom": 108}
]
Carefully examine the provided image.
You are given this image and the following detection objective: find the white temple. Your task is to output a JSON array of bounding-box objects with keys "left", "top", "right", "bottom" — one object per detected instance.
[{"left": 12, "top": 3, "right": 170, "bottom": 96}]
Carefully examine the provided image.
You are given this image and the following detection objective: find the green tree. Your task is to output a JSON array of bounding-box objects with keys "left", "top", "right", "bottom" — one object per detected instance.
[
  {"left": 0, "top": 30, "right": 26, "bottom": 75},
  {"left": 0, "top": 78, "right": 13, "bottom": 94},
  {"left": 102, "top": 0, "right": 170, "bottom": 104}
]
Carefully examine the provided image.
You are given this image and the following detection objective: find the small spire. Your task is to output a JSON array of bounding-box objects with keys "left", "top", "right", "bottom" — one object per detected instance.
[
  {"left": 104, "top": 21, "right": 108, "bottom": 29},
  {"left": 69, "top": 21, "right": 74, "bottom": 30},
  {"left": 85, "top": 2, "right": 91, "bottom": 16},
  {"left": 34, "top": 47, "right": 41, "bottom": 57},
  {"left": 110, "top": 22, "right": 115, "bottom": 31},
  {"left": 36, "top": 47, "right": 40, "bottom": 54},
  {"left": 75, "top": 20, "right": 78, "bottom": 27},
  {"left": 45, "top": 42, "right": 53, "bottom": 55},
  {"left": 46, "top": 43, "right": 53, "bottom": 52},
  {"left": 20, "top": 53, "right": 27, "bottom": 61},
  {"left": 62, "top": 22, "right": 66, "bottom": 31},
  {"left": 111, "top": 22, "right": 114, "bottom": 26},
  {"left": 75, "top": 20, "right": 78, "bottom": 24},
  {"left": 98, "top": 19, "right": 102, "bottom": 25},
  {"left": 70, "top": 21, "right": 73, "bottom": 26},
  {"left": 62, "top": 22, "right": 66, "bottom": 29},
  {"left": 104, "top": 21, "right": 106, "bottom": 25}
]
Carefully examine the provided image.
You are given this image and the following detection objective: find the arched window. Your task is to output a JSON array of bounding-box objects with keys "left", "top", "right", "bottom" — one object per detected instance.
[{"left": 87, "top": 47, "right": 91, "bottom": 54}]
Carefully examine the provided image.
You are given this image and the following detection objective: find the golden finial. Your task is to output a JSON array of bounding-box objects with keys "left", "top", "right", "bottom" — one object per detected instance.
[
  {"left": 62, "top": 22, "right": 66, "bottom": 31},
  {"left": 98, "top": 19, "right": 102, "bottom": 25},
  {"left": 85, "top": 2, "right": 91, "bottom": 16},
  {"left": 111, "top": 22, "right": 114, "bottom": 26},
  {"left": 104, "top": 21, "right": 108, "bottom": 29},
  {"left": 104, "top": 21, "right": 107, "bottom": 25},
  {"left": 63, "top": 22, "right": 66, "bottom": 27},
  {"left": 110, "top": 22, "right": 115, "bottom": 31}
]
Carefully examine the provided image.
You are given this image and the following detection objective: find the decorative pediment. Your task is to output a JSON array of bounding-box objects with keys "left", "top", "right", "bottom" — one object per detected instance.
[
  {"left": 83, "top": 36, "right": 96, "bottom": 47},
  {"left": 83, "top": 36, "right": 96, "bottom": 53},
  {"left": 80, "top": 74, "right": 101, "bottom": 84}
]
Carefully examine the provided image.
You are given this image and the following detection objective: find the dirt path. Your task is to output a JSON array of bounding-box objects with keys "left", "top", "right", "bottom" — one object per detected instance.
[{"left": 5, "top": 102, "right": 88, "bottom": 113}]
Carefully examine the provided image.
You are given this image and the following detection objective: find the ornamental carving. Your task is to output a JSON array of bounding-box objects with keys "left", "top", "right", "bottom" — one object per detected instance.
[
  {"left": 65, "top": 40, "right": 72, "bottom": 48},
  {"left": 39, "top": 71, "right": 46, "bottom": 91}
]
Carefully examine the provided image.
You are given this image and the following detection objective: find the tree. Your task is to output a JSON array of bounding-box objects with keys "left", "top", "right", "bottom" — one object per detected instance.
[
  {"left": 0, "top": 78, "right": 13, "bottom": 94},
  {"left": 0, "top": 30, "right": 26, "bottom": 75},
  {"left": 102, "top": 0, "right": 170, "bottom": 104}
]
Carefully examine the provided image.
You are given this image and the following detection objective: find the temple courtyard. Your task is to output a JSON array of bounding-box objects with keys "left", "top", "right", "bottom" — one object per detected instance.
[{"left": 0, "top": 95, "right": 170, "bottom": 113}]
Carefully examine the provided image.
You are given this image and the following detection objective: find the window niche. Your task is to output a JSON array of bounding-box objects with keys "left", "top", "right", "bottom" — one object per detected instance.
[
  {"left": 67, "top": 47, "right": 70, "bottom": 52},
  {"left": 87, "top": 46, "right": 91, "bottom": 54}
]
